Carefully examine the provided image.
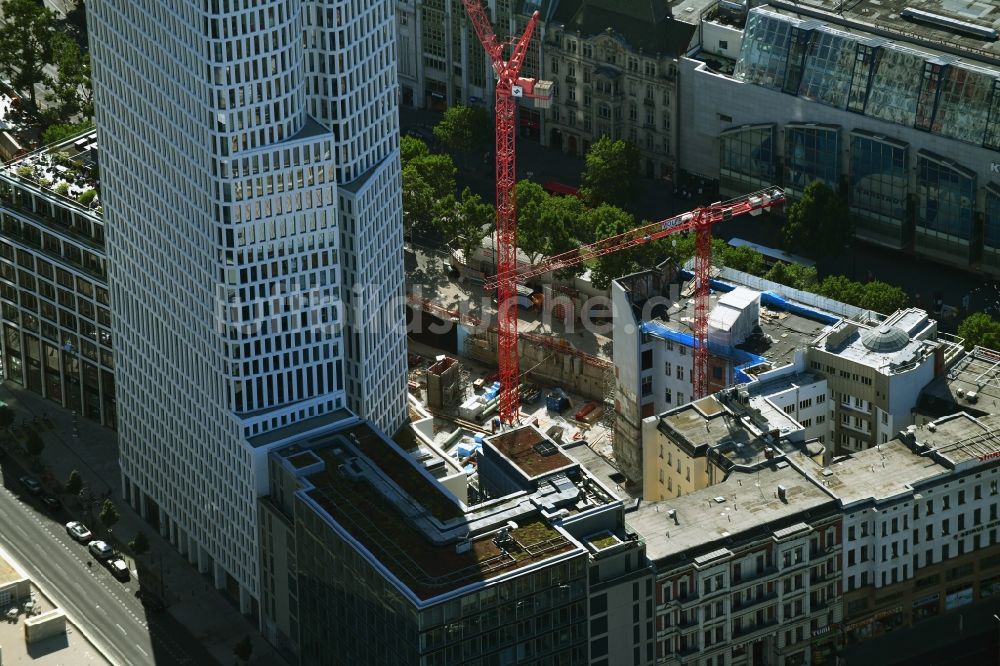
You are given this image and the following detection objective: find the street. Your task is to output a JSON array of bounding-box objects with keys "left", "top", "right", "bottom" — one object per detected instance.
[
  {"left": 0, "top": 455, "right": 206, "bottom": 665},
  {"left": 399, "top": 106, "right": 992, "bottom": 323}
]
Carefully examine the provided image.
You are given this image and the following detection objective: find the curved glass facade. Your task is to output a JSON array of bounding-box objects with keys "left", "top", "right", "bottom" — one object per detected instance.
[
  {"left": 849, "top": 132, "right": 908, "bottom": 245},
  {"left": 735, "top": 7, "right": 1000, "bottom": 149},
  {"left": 915, "top": 152, "right": 975, "bottom": 262},
  {"left": 986, "top": 186, "right": 1000, "bottom": 250},
  {"left": 784, "top": 125, "right": 840, "bottom": 192},
  {"left": 719, "top": 124, "right": 776, "bottom": 192}
]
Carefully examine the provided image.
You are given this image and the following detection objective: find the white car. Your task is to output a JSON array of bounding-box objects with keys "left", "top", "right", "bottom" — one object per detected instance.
[
  {"left": 65, "top": 521, "right": 92, "bottom": 543},
  {"left": 87, "top": 540, "right": 113, "bottom": 561},
  {"left": 106, "top": 557, "right": 129, "bottom": 581}
]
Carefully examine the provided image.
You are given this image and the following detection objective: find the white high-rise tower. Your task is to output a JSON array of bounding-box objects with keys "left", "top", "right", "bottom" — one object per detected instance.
[{"left": 88, "top": 0, "right": 406, "bottom": 611}]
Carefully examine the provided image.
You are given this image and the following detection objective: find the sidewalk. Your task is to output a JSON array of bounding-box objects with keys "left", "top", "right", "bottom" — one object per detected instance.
[{"left": 0, "top": 382, "right": 287, "bottom": 666}]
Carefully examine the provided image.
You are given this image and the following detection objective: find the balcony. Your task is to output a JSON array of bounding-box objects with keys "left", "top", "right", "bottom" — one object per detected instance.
[
  {"left": 732, "top": 618, "right": 779, "bottom": 639},
  {"left": 732, "top": 590, "right": 778, "bottom": 612},
  {"left": 643, "top": 96, "right": 656, "bottom": 107}
]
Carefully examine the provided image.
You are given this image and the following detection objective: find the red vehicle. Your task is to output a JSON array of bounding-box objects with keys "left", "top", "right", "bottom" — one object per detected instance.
[{"left": 542, "top": 181, "right": 581, "bottom": 198}]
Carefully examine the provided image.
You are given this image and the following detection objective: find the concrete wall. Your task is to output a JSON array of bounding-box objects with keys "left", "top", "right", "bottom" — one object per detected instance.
[
  {"left": 701, "top": 21, "right": 743, "bottom": 60},
  {"left": 463, "top": 329, "right": 611, "bottom": 401},
  {"left": 24, "top": 609, "right": 65, "bottom": 644}
]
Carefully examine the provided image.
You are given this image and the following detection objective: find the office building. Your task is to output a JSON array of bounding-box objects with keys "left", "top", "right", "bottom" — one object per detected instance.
[
  {"left": 88, "top": 0, "right": 406, "bottom": 612},
  {"left": 258, "top": 420, "right": 652, "bottom": 665},
  {"left": 0, "top": 130, "right": 116, "bottom": 427},
  {"left": 680, "top": 0, "right": 1000, "bottom": 277}
]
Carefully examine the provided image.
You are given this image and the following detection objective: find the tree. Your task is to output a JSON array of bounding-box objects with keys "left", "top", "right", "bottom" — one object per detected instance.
[
  {"left": 816, "top": 275, "right": 907, "bottom": 314},
  {"left": 98, "top": 499, "right": 119, "bottom": 534},
  {"left": 585, "top": 205, "right": 639, "bottom": 290},
  {"left": 439, "top": 187, "right": 494, "bottom": 267},
  {"left": 857, "top": 280, "right": 908, "bottom": 314},
  {"left": 129, "top": 531, "right": 150, "bottom": 558},
  {"left": 580, "top": 137, "right": 641, "bottom": 208},
  {"left": 408, "top": 153, "right": 456, "bottom": 202},
  {"left": 65, "top": 469, "right": 83, "bottom": 496},
  {"left": 721, "top": 245, "right": 768, "bottom": 277},
  {"left": 779, "top": 181, "right": 852, "bottom": 260},
  {"left": 0, "top": 0, "right": 56, "bottom": 110},
  {"left": 0, "top": 405, "right": 13, "bottom": 430},
  {"left": 400, "top": 135, "right": 429, "bottom": 165},
  {"left": 763, "top": 261, "right": 818, "bottom": 291},
  {"left": 41, "top": 121, "right": 93, "bottom": 146},
  {"left": 25, "top": 430, "right": 44, "bottom": 459},
  {"left": 46, "top": 32, "right": 92, "bottom": 120},
  {"left": 957, "top": 312, "right": 1000, "bottom": 351},
  {"left": 514, "top": 180, "right": 549, "bottom": 261},
  {"left": 432, "top": 105, "right": 492, "bottom": 156},
  {"left": 233, "top": 635, "right": 254, "bottom": 665}
]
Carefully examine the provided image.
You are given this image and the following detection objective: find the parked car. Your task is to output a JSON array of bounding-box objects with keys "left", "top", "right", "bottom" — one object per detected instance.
[
  {"left": 65, "top": 521, "right": 93, "bottom": 543},
  {"left": 105, "top": 557, "right": 129, "bottom": 581},
  {"left": 88, "top": 540, "right": 113, "bottom": 561},
  {"left": 39, "top": 493, "right": 61, "bottom": 512},
  {"left": 18, "top": 476, "right": 41, "bottom": 494}
]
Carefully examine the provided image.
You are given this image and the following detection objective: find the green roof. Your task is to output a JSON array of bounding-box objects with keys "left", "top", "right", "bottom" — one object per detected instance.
[{"left": 551, "top": 0, "right": 696, "bottom": 55}]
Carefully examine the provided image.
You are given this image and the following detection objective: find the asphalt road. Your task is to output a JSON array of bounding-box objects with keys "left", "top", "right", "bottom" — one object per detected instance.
[{"left": 0, "top": 456, "right": 207, "bottom": 666}]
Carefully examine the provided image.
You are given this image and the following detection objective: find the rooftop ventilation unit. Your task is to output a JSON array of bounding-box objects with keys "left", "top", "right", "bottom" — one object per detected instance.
[
  {"left": 900, "top": 7, "right": 998, "bottom": 41},
  {"left": 966, "top": 391, "right": 978, "bottom": 404},
  {"left": 777, "top": 485, "right": 787, "bottom": 502}
]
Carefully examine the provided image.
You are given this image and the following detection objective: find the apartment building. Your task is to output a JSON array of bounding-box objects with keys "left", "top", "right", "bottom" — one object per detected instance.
[
  {"left": 259, "top": 421, "right": 651, "bottom": 665},
  {"left": 612, "top": 263, "right": 859, "bottom": 485},
  {"left": 541, "top": 0, "right": 695, "bottom": 176},
  {"left": 0, "top": 130, "right": 116, "bottom": 427},
  {"left": 629, "top": 462, "right": 843, "bottom": 666},
  {"left": 89, "top": 0, "right": 406, "bottom": 613}
]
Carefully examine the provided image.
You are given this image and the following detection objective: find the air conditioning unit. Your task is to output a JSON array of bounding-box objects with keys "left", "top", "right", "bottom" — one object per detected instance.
[{"left": 965, "top": 391, "right": 978, "bottom": 404}]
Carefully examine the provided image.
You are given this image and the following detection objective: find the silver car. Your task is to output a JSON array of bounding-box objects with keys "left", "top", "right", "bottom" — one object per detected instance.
[{"left": 65, "top": 521, "right": 92, "bottom": 542}]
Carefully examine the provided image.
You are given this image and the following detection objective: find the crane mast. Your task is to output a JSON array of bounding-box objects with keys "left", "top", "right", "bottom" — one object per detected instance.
[{"left": 463, "top": 1, "right": 545, "bottom": 424}]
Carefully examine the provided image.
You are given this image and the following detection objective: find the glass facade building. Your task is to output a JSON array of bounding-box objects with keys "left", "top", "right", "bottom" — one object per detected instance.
[
  {"left": 784, "top": 124, "right": 840, "bottom": 193},
  {"left": 736, "top": 7, "right": 1000, "bottom": 150},
  {"left": 849, "top": 132, "right": 909, "bottom": 246},
  {"left": 721, "top": 6, "right": 1000, "bottom": 272},
  {"left": 915, "top": 152, "right": 976, "bottom": 260},
  {"left": 719, "top": 124, "right": 776, "bottom": 193}
]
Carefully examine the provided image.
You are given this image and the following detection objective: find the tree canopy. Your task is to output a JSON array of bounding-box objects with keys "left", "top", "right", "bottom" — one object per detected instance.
[
  {"left": 65, "top": 469, "right": 83, "bottom": 496},
  {"left": 46, "top": 32, "right": 91, "bottom": 120},
  {"left": 0, "top": 0, "right": 55, "bottom": 109},
  {"left": 763, "top": 261, "right": 818, "bottom": 291},
  {"left": 401, "top": 153, "right": 457, "bottom": 233},
  {"left": 400, "top": 135, "right": 430, "bottom": 164},
  {"left": 580, "top": 137, "right": 641, "bottom": 208},
  {"left": 780, "top": 181, "right": 852, "bottom": 260},
  {"left": 41, "top": 121, "right": 93, "bottom": 146},
  {"left": 815, "top": 275, "right": 908, "bottom": 314},
  {"left": 957, "top": 312, "right": 1000, "bottom": 351},
  {"left": 585, "top": 204, "right": 639, "bottom": 290},
  {"left": 433, "top": 105, "right": 492, "bottom": 156},
  {"left": 99, "top": 499, "right": 120, "bottom": 532},
  {"left": 437, "top": 187, "right": 494, "bottom": 266}
]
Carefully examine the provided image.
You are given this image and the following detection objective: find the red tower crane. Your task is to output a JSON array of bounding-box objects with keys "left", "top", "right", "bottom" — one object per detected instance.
[
  {"left": 485, "top": 188, "right": 787, "bottom": 409},
  {"left": 463, "top": 2, "right": 552, "bottom": 425}
]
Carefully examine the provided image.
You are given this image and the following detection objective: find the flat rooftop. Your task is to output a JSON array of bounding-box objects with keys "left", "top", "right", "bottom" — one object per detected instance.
[
  {"left": 276, "top": 421, "right": 593, "bottom": 603},
  {"left": 907, "top": 412, "right": 1000, "bottom": 468},
  {"left": 917, "top": 347, "right": 1000, "bottom": 420},
  {"left": 792, "top": 439, "right": 945, "bottom": 506},
  {"left": 487, "top": 426, "right": 576, "bottom": 479},
  {"left": 3, "top": 129, "right": 100, "bottom": 213},
  {"left": 769, "top": 0, "right": 1000, "bottom": 63},
  {"left": 630, "top": 462, "right": 836, "bottom": 564},
  {"left": 633, "top": 277, "right": 833, "bottom": 373},
  {"left": 657, "top": 391, "right": 805, "bottom": 469},
  {"left": 812, "top": 309, "right": 940, "bottom": 374}
]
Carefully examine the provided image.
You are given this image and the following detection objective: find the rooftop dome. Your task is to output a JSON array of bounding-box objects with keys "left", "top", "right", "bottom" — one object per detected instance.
[{"left": 860, "top": 325, "right": 910, "bottom": 353}]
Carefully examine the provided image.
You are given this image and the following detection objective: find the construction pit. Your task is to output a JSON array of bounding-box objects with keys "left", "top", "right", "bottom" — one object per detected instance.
[{"left": 404, "top": 339, "right": 617, "bottom": 485}]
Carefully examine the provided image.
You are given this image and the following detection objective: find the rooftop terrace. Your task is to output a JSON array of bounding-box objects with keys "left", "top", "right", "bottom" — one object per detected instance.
[
  {"left": 3, "top": 129, "right": 100, "bottom": 214},
  {"left": 275, "top": 421, "right": 593, "bottom": 604},
  {"left": 487, "top": 426, "right": 576, "bottom": 479}
]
